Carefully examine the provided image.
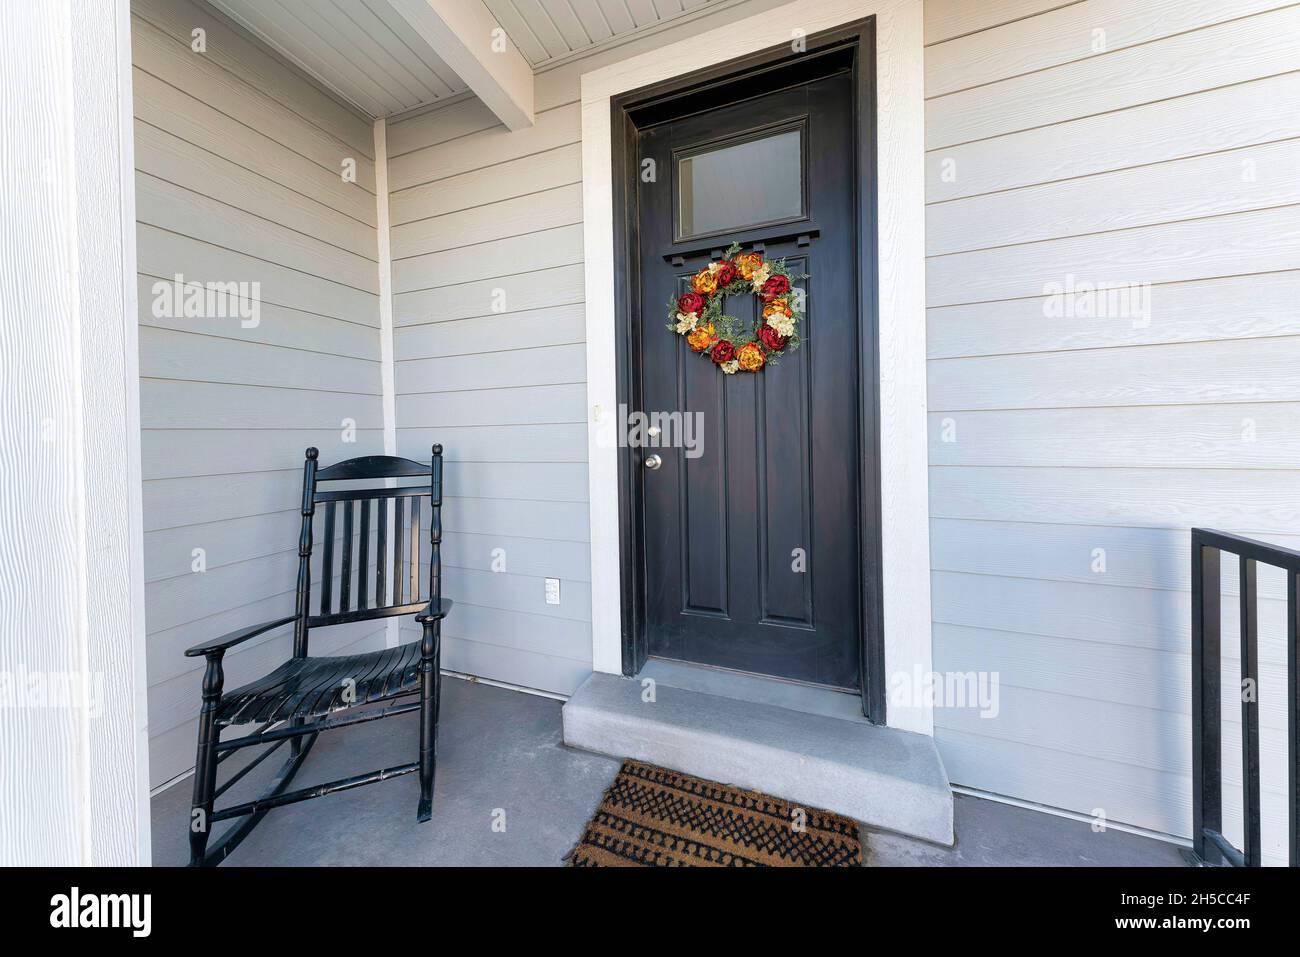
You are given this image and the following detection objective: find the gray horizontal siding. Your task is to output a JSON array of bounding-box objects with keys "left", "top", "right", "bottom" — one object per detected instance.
[
  {"left": 384, "top": 0, "right": 791, "bottom": 695},
  {"left": 925, "top": 0, "right": 1300, "bottom": 863},
  {"left": 132, "top": 0, "right": 384, "bottom": 787}
]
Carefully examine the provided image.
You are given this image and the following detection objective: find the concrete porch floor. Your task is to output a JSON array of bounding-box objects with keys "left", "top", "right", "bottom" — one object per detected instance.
[{"left": 151, "top": 677, "right": 1186, "bottom": 867}]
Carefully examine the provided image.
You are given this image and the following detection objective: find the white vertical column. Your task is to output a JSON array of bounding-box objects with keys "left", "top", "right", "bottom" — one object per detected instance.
[
  {"left": 0, "top": 0, "right": 150, "bottom": 865},
  {"left": 373, "top": 117, "right": 402, "bottom": 648}
]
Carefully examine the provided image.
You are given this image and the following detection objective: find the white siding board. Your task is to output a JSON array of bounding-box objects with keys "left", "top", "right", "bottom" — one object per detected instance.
[
  {"left": 433, "top": 495, "right": 590, "bottom": 542},
  {"left": 137, "top": 224, "right": 378, "bottom": 324},
  {"left": 398, "top": 424, "right": 587, "bottom": 462},
  {"left": 398, "top": 383, "right": 587, "bottom": 426},
  {"left": 131, "top": 15, "right": 376, "bottom": 188},
  {"left": 925, "top": 0, "right": 1292, "bottom": 97},
  {"left": 396, "top": 304, "right": 585, "bottom": 357},
  {"left": 392, "top": 226, "right": 585, "bottom": 294},
  {"left": 144, "top": 471, "right": 298, "bottom": 532},
  {"left": 934, "top": 624, "right": 1292, "bottom": 728},
  {"left": 132, "top": 0, "right": 374, "bottom": 156},
  {"left": 928, "top": 336, "right": 1300, "bottom": 410},
  {"left": 395, "top": 344, "right": 587, "bottom": 393},
  {"left": 387, "top": 102, "right": 581, "bottom": 191},
  {"left": 927, "top": 138, "right": 1300, "bottom": 256},
  {"left": 441, "top": 637, "right": 590, "bottom": 696},
  {"left": 440, "top": 531, "right": 591, "bottom": 580},
  {"left": 132, "top": 68, "right": 376, "bottom": 224},
  {"left": 938, "top": 727, "right": 1190, "bottom": 835},
  {"left": 926, "top": 205, "right": 1300, "bottom": 307},
  {"left": 395, "top": 263, "right": 585, "bottom": 325},
  {"left": 927, "top": 404, "right": 1300, "bottom": 469},
  {"left": 931, "top": 519, "right": 1300, "bottom": 601},
  {"left": 139, "top": 327, "right": 379, "bottom": 392},
  {"left": 136, "top": 173, "right": 378, "bottom": 292},
  {"left": 929, "top": 466, "right": 1300, "bottom": 534},
  {"left": 924, "top": 0, "right": 1076, "bottom": 44},
  {"left": 442, "top": 461, "right": 589, "bottom": 502},
  {"left": 927, "top": 271, "right": 1300, "bottom": 359},
  {"left": 140, "top": 380, "right": 381, "bottom": 430},
  {"left": 385, "top": 98, "right": 500, "bottom": 157},
  {"left": 444, "top": 567, "right": 591, "bottom": 623},
  {"left": 930, "top": 570, "right": 1285, "bottom": 657},
  {"left": 145, "top": 510, "right": 302, "bottom": 582},
  {"left": 134, "top": 0, "right": 383, "bottom": 787},
  {"left": 926, "top": 5, "right": 1300, "bottom": 149},
  {"left": 139, "top": 278, "right": 380, "bottom": 361},
  {"left": 926, "top": 71, "right": 1300, "bottom": 203},
  {"left": 133, "top": 119, "right": 376, "bottom": 258},
  {"left": 392, "top": 184, "right": 583, "bottom": 260},
  {"left": 142, "top": 429, "right": 385, "bottom": 480},
  {"left": 391, "top": 142, "right": 583, "bottom": 223}
]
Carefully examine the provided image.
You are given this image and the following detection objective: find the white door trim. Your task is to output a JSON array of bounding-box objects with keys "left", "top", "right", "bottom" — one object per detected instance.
[{"left": 580, "top": 0, "right": 933, "bottom": 734}]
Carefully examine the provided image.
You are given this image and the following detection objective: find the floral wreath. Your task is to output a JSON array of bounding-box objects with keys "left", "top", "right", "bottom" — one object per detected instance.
[{"left": 666, "top": 242, "right": 803, "bottom": 374}]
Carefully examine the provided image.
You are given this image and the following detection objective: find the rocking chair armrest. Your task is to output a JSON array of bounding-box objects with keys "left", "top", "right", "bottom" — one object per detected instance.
[
  {"left": 415, "top": 598, "right": 453, "bottom": 624},
  {"left": 184, "top": 615, "right": 297, "bottom": 658}
]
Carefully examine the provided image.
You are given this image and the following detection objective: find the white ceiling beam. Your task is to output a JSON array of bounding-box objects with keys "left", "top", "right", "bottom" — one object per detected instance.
[{"left": 388, "top": 0, "right": 534, "bottom": 130}]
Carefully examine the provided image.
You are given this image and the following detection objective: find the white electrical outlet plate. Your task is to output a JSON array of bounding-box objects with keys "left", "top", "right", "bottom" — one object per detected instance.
[{"left": 545, "top": 578, "right": 561, "bottom": 605}]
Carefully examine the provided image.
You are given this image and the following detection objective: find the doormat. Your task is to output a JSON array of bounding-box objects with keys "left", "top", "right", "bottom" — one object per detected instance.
[{"left": 565, "top": 760, "right": 862, "bottom": 867}]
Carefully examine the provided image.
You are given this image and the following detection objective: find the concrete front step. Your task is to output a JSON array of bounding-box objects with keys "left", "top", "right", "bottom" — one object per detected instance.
[{"left": 562, "top": 668, "right": 954, "bottom": 846}]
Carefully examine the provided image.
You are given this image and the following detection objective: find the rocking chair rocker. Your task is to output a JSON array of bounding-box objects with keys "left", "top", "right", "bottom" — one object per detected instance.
[{"left": 183, "top": 445, "right": 452, "bottom": 866}]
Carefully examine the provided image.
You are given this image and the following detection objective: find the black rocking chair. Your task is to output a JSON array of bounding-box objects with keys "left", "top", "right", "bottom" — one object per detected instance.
[{"left": 183, "top": 445, "right": 452, "bottom": 866}]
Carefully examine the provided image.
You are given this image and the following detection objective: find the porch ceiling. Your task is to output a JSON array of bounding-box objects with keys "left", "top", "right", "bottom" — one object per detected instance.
[
  {"left": 205, "top": 0, "right": 470, "bottom": 117},
  {"left": 483, "top": 0, "right": 719, "bottom": 68},
  {"left": 203, "top": 0, "right": 730, "bottom": 119}
]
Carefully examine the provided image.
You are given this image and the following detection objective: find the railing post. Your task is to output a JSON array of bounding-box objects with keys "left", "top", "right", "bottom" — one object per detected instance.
[
  {"left": 1239, "top": 557, "right": 1261, "bottom": 867},
  {"left": 1191, "top": 535, "right": 1223, "bottom": 865},
  {"left": 1289, "top": 570, "right": 1299, "bottom": 867}
]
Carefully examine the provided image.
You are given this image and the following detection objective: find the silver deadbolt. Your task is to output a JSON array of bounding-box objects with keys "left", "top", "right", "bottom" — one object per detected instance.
[{"left": 644, "top": 454, "right": 663, "bottom": 470}]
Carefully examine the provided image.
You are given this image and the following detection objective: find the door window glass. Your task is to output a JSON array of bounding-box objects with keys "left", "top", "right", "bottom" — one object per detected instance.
[{"left": 676, "top": 127, "right": 804, "bottom": 239}]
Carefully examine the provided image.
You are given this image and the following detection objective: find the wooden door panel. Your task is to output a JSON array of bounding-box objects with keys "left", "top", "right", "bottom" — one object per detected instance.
[{"left": 638, "top": 70, "right": 862, "bottom": 689}]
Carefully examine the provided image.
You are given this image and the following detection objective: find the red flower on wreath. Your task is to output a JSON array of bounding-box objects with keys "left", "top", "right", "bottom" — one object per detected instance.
[
  {"left": 714, "top": 261, "right": 738, "bottom": 287},
  {"left": 711, "top": 340, "right": 735, "bottom": 364},
  {"left": 758, "top": 324, "right": 788, "bottom": 352},
  {"left": 677, "top": 292, "right": 706, "bottom": 316},
  {"left": 760, "top": 274, "right": 790, "bottom": 301}
]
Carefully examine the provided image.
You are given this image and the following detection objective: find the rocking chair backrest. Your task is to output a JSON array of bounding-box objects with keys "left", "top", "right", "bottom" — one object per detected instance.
[{"left": 292, "top": 446, "right": 443, "bottom": 657}]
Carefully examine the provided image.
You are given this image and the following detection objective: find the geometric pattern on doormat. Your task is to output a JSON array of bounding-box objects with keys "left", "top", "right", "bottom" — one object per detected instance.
[{"left": 565, "top": 760, "right": 862, "bottom": 866}]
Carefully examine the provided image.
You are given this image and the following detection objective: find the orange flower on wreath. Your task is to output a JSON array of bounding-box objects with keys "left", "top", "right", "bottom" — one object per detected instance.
[
  {"left": 734, "top": 252, "right": 764, "bottom": 281},
  {"left": 686, "top": 321, "right": 717, "bottom": 353},
  {"left": 762, "top": 297, "right": 792, "bottom": 319},
  {"left": 736, "top": 342, "right": 765, "bottom": 373},
  {"left": 691, "top": 268, "right": 719, "bottom": 295}
]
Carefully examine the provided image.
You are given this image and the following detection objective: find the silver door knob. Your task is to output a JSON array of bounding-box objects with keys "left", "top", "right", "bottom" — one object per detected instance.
[{"left": 644, "top": 454, "right": 663, "bottom": 470}]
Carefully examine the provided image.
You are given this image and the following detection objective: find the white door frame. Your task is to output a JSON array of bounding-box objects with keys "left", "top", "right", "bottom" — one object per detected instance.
[{"left": 580, "top": 0, "right": 933, "bottom": 735}]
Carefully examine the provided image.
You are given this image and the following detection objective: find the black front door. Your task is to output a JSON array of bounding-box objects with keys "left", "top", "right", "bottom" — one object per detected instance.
[{"left": 636, "top": 65, "right": 863, "bottom": 690}]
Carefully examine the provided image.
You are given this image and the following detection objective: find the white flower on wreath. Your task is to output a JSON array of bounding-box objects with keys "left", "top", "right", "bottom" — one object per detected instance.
[
  {"left": 720, "top": 359, "right": 740, "bottom": 375},
  {"left": 674, "top": 311, "right": 699, "bottom": 334},
  {"left": 749, "top": 263, "right": 772, "bottom": 292},
  {"left": 767, "top": 314, "right": 795, "bottom": 337}
]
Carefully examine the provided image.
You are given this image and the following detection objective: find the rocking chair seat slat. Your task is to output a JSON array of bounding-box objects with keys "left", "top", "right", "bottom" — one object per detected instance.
[{"left": 215, "top": 643, "right": 424, "bottom": 727}]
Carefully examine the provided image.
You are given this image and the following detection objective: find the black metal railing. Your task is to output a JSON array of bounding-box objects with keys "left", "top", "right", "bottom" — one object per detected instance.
[{"left": 1190, "top": 528, "right": 1300, "bottom": 867}]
